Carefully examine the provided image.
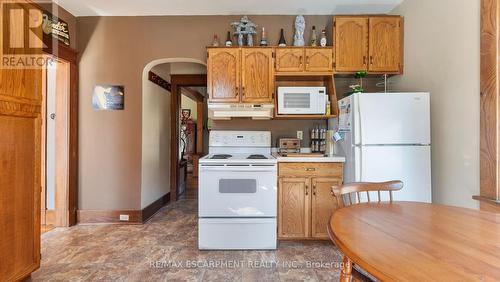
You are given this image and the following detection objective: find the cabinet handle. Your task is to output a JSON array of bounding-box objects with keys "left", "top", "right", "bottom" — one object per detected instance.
[
  {"left": 235, "top": 86, "right": 239, "bottom": 97},
  {"left": 370, "top": 56, "right": 374, "bottom": 65},
  {"left": 306, "top": 56, "right": 310, "bottom": 67},
  {"left": 299, "top": 56, "right": 303, "bottom": 67},
  {"left": 363, "top": 55, "right": 367, "bottom": 65},
  {"left": 305, "top": 185, "right": 309, "bottom": 195},
  {"left": 313, "top": 184, "right": 317, "bottom": 196},
  {"left": 242, "top": 87, "right": 246, "bottom": 96},
  {"left": 306, "top": 168, "right": 316, "bottom": 171}
]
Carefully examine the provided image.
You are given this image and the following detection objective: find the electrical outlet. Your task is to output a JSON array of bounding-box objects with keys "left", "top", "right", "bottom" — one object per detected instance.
[
  {"left": 297, "top": 131, "right": 303, "bottom": 140},
  {"left": 119, "top": 214, "right": 129, "bottom": 221}
]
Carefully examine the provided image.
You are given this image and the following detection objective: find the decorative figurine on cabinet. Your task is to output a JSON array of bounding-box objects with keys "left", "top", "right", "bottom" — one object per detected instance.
[
  {"left": 231, "top": 16, "right": 257, "bottom": 46},
  {"left": 293, "top": 15, "right": 305, "bottom": 46}
]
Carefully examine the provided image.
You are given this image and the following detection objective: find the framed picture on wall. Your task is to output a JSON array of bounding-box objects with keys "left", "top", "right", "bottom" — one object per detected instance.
[{"left": 92, "top": 85, "right": 125, "bottom": 110}]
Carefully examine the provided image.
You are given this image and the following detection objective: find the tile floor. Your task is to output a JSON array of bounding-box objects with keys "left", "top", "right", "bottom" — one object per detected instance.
[{"left": 33, "top": 199, "right": 344, "bottom": 281}]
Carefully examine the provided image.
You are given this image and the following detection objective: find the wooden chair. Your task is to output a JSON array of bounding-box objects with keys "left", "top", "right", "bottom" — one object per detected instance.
[
  {"left": 331, "top": 181, "right": 404, "bottom": 207},
  {"left": 330, "top": 181, "right": 403, "bottom": 281}
]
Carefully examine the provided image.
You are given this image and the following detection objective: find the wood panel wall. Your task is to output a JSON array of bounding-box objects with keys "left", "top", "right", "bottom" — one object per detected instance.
[{"left": 479, "top": 0, "right": 500, "bottom": 212}]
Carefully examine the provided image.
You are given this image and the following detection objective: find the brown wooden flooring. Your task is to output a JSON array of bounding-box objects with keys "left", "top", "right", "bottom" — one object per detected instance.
[{"left": 182, "top": 172, "right": 198, "bottom": 200}]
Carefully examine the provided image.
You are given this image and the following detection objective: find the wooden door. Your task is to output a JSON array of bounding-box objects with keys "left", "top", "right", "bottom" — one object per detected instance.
[
  {"left": 207, "top": 48, "right": 240, "bottom": 102},
  {"left": 241, "top": 48, "right": 274, "bottom": 103},
  {"left": 334, "top": 17, "right": 369, "bottom": 72},
  {"left": 278, "top": 177, "right": 310, "bottom": 239},
  {"left": 305, "top": 48, "right": 333, "bottom": 72},
  {"left": 0, "top": 1, "right": 43, "bottom": 280},
  {"left": 368, "top": 17, "right": 402, "bottom": 73},
  {"left": 275, "top": 48, "right": 304, "bottom": 72},
  {"left": 311, "top": 177, "right": 342, "bottom": 239}
]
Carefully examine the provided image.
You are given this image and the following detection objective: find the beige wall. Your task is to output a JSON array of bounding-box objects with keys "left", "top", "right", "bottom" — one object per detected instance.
[
  {"left": 77, "top": 15, "right": 332, "bottom": 210},
  {"left": 141, "top": 64, "right": 171, "bottom": 209},
  {"left": 391, "top": 0, "right": 480, "bottom": 209}
]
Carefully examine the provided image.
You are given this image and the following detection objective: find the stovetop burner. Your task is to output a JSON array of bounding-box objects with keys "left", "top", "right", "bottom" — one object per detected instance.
[
  {"left": 210, "top": 154, "right": 232, "bottom": 159},
  {"left": 247, "top": 154, "right": 268, "bottom": 160}
]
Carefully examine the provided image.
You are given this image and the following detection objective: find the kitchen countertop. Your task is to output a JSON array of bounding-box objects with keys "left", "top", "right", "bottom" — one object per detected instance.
[{"left": 272, "top": 153, "right": 345, "bottom": 163}]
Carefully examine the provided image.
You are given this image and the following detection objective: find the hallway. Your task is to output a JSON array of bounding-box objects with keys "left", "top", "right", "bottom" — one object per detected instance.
[{"left": 33, "top": 200, "right": 343, "bottom": 281}]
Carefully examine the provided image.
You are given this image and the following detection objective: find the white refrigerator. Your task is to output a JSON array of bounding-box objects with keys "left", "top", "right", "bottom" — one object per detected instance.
[{"left": 335, "top": 92, "right": 432, "bottom": 203}]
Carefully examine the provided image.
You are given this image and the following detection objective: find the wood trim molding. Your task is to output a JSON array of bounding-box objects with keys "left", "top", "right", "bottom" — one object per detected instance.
[
  {"left": 142, "top": 193, "right": 170, "bottom": 223},
  {"left": 170, "top": 75, "right": 207, "bottom": 202},
  {"left": 76, "top": 193, "right": 170, "bottom": 224},
  {"left": 479, "top": 0, "right": 500, "bottom": 209},
  {"left": 149, "top": 71, "right": 172, "bottom": 92}
]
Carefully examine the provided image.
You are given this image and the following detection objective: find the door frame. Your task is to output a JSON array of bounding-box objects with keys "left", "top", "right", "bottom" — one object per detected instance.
[
  {"left": 170, "top": 74, "right": 207, "bottom": 201},
  {"left": 477, "top": 0, "right": 500, "bottom": 211},
  {"left": 43, "top": 40, "right": 79, "bottom": 226}
]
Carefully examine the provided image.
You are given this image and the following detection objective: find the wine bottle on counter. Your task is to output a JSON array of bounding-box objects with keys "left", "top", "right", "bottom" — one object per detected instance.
[
  {"left": 310, "top": 26, "right": 318, "bottom": 46},
  {"left": 260, "top": 27, "right": 268, "bottom": 46},
  {"left": 278, "top": 29, "right": 287, "bottom": 47},
  {"left": 225, "top": 31, "right": 232, "bottom": 47}
]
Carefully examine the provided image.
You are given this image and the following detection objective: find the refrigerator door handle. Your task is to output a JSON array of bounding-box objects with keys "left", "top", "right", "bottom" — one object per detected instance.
[{"left": 357, "top": 94, "right": 364, "bottom": 146}]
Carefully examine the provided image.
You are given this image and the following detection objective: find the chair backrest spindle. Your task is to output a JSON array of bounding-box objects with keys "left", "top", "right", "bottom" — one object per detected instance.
[{"left": 331, "top": 181, "right": 403, "bottom": 208}]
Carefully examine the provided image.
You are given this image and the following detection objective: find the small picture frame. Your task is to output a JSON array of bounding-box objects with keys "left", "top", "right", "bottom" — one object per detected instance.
[{"left": 92, "top": 85, "right": 124, "bottom": 110}]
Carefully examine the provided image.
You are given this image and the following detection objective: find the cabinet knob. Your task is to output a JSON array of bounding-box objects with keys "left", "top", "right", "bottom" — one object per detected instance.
[
  {"left": 299, "top": 56, "right": 303, "bottom": 67},
  {"left": 306, "top": 168, "right": 316, "bottom": 171},
  {"left": 370, "top": 56, "right": 374, "bottom": 65},
  {"left": 305, "top": 185, "right": 309, "bottom": 195},
  {"left": 363, "top": 56, "right": 367, "bottom": 65}
]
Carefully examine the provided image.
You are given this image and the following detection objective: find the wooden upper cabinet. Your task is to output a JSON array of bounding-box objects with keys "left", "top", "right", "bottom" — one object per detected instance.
[
  {"left": 334, "top": 17, "right": 369, "bottom": 72},
  {"left": 207, "top": 48, "right": 240, "bottom": 102},
  {"left": 241, "top": 48, "right": 274, "bottom": 103},
  {"left": 311, "top": 177, "right": 342, "bottom": 239},
  {"left": 369, "top": 17, "right": 402, "bottom": 73},
  {"left": 275, "top": 48, "right": 304, "bottom": 72},
  {"left": 278, "top": 177, "right": 310, "bottom": 239},
  {"left": 305, "top": 48, "right": 334, "bottom": 72}
]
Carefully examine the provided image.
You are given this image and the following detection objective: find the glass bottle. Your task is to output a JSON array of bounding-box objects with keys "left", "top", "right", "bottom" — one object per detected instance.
[
  {"left": 225, "top": 31, "right": 232, "bottom": 47},
  {"left": 212, "top": 34, "right": 220, "bottom": 47},
  {"left": 278, "top": 29, "right": 287, "bottom": 47},
  {"left": 260, "top": 27, "right": 268, "bottom": 46},
  {"left": 310, "top": 26, "right": 318, "bottom": 46},
  {"left": 320, "top": 29, "right": 327, "bottom": 47}
]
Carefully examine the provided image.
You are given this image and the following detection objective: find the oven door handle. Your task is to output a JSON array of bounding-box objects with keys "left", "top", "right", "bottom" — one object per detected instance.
[{"left": 200, "top": 166, "right": 276, "bottom": 172}]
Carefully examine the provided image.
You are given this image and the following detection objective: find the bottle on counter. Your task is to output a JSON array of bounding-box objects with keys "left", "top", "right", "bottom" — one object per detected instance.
[
  {"left": 326, "top": 97, "right": 331, "bottom": 116},
  {"left": 260, "top": 27, "right": 268, "bottom": 46},
  {"left": 212, "top": 34, "right": 220, "bottom": 47},
  {"left": 320, "top": 29, "right": 327, "bottom": 47},
  {"left": 225, "top": 31, "right": 232, "bottom": 47},
  {"left": 278, "top": 29, "right": 287, "bottom": 47},
  {"left": 310, "top": 26, "right": 318, "bottom": 46}
]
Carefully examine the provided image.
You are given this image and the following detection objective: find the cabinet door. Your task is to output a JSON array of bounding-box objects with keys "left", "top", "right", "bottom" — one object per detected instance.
[
  {"left": 241, "top": 48, "right": 274, "bottom": 103},
  {"left": 275, "top": 48, "right": 304, "bottom": 72},
  {"left": 305, "top": 48, "right": 333, "bottom": 72},
  {"left": 278, "top": 177, "right": 310, "bottom": 239},
  {"left": 311, "top": 177, "right": 342, "bottom": 239},
  {"left": 334, "top": 17, "right": 369, "bottom": 72},
  {"left": 368, "top": 17, "right": 402, "bottom": 73},
  {"left": 207, "top": 48, "right": 240, "bottom": 102}
]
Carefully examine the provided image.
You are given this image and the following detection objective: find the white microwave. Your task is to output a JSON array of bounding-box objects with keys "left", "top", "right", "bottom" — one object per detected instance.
[{"left": 277, "top": 87, "right": 327, "bottom": 115}]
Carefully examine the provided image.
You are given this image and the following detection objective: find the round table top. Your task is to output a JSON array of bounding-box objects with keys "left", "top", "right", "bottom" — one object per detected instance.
[{"left": 329, "top": 202, "right": 500, "bottom": 281}]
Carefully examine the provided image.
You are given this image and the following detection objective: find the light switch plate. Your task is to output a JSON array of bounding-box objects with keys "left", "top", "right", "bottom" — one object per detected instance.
[
  {"left": 119, "top": 214, "right": 129, "bottom": 221},
  {"left": 297, "top": 131, "right": 303, "bottom": 140}
]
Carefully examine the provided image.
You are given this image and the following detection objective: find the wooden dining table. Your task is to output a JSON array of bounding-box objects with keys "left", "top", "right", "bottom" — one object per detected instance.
[{"left": 328, "top": 202, "right": 500, "bottom": 281}]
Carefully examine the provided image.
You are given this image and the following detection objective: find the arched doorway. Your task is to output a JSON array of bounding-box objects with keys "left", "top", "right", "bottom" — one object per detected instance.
[{"left": 141, "top": 58, "right": 207, "bottom": 212}]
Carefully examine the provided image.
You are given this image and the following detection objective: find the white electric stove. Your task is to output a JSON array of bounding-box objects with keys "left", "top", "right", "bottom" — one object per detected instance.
[{"left": 198, "top": 131, "right": 277, "bottom": 250}]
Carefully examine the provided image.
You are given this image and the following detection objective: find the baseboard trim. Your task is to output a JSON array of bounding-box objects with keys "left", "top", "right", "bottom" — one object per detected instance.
[
  {"left": 142, "top": 193, "right": 170, "bottom": 223},
  {"left": 77, "top": 209, "right": 142, "bottom": 225},
  {"left": 76, "top": 193, "right": 171, "bottom": 225}
]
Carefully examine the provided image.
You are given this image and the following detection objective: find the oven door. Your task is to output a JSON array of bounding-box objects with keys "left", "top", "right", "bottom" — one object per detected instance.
[{"left": 199, "top": 164, "right": 277, "bottom": 217}]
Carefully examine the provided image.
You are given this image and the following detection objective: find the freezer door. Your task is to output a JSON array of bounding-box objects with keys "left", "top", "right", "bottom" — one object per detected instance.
[
  {"left": 358, "top": 145, "right": 431, "bottom": 203},
  {"left": 356, "top": 93, "right": 430, "bottom": 145}
]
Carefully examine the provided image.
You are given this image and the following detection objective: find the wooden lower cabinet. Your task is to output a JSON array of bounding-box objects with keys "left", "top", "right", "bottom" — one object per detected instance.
[
  {"left": 278, "top": 177, "right": 310, "bottom": 238},
  {"left": 278, "top": 163, "right": 343, "bottom": 240}
]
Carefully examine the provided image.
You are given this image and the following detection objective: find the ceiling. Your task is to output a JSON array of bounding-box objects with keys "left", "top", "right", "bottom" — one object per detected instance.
[{"left": 55, "top": 0, "right": 404, "bottom": 17}]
